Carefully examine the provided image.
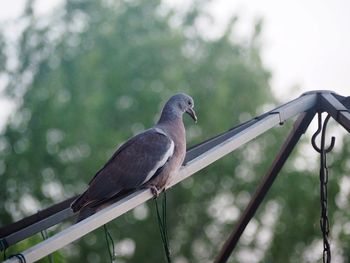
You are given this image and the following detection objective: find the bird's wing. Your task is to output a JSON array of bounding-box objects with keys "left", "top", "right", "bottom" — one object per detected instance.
[{"left": 71, "top": 128, "right": 174, "bottom": 211}]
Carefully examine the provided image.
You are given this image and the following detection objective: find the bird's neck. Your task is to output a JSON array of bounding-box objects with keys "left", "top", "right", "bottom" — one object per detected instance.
[
  {"left": 156, "top": 116, "right": 185, "bottom": 141},
  {"left": 157, "top": 107, "right": 182, "bottom": 124}
]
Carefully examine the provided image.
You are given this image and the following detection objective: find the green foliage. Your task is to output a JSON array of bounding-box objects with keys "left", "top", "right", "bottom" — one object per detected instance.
[
  {"left": 0, "top": 34, "right": 6, "bottom": 72},
  {"left": 1, "top": 0, "right": 349, "bottom": 262}
]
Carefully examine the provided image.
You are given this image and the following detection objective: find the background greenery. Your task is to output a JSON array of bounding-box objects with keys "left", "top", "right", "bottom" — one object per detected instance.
[{"left": 0, "top": 0, "right": 349, "bottom": 262}]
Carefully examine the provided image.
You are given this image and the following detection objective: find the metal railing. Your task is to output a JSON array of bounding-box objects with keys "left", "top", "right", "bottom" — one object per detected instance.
[{"left": 1, "top": 90, "right": 349, "bottom": 263}]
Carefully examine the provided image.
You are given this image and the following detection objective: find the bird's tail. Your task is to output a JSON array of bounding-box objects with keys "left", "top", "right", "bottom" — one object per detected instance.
[
  {"left": 76, "top": 206, "right": 97, "bottom": 222},
  {"left": 72, "top": 188, "right": 135, "bottom": 222},
  {"left": 75, "top": 200, "right": 112, "bottom": 222},
  {"left": 70, "top": 191, "right": 89, "bottom": 213}
]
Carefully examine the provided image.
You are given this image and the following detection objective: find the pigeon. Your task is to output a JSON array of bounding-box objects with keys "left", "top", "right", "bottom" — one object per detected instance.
[{"left": 71, "top": 93, "right": 197, "bottom": 221}]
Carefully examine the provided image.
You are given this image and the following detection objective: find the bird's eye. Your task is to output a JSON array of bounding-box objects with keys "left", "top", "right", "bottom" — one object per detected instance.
[{"left": 188, "top": 101, "right": 192, "bottom": 106}]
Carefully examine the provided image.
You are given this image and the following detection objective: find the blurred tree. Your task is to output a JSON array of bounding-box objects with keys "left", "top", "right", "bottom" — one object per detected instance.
[
  {"left": 0, "top": 0, "right": 349, "bottom": 262},
  {"left": 0, "top": 33, "right": 6, "bottom": 72}
]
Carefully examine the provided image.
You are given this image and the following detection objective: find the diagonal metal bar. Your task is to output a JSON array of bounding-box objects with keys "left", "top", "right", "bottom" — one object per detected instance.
[
  {"left": 1, "top": 209, "right": 75, "bottom": 252},
  {"left": 0, "top": 115, "right": 267, "bottom": 251},
  {"left": 0, "top": 197, "right": 76, "bottom": 238},
  {"left": 3, "top": 93, "right": 319, "bottom": 263},
  {"left": 320, "top": 93, "right": 350, "bottom": 132},
  {"left": 214, "top": 110, "right": 316, "bottom": 263},
  {"left": 2, "top": 115, "right": 280, "bottom": 263},
  {"left": 0, "top": 93, "right": 318, "bottom": 251}
]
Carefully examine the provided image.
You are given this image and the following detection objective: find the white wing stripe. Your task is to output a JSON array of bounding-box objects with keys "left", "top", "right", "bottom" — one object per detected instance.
[
  {"left": 154, "top": 127, "right": 167, "bottom": 136},
  {"left": 141, "top": 137, "right": 174, "bottom": 185}
]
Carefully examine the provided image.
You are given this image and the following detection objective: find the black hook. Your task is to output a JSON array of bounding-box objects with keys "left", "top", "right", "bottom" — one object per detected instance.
[{"left": 311, "top": 113, "right": 335, "bottom": 153}]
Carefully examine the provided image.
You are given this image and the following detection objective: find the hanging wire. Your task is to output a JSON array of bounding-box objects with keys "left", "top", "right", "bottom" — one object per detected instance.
[
  {"left": 1, "top": 238, "right": 8, "bottom": 261},
  {"left": 311, "top": 112, "right": 335, "bottom": 263},
  {"left": 154, "top": 191, "right": 171, "bottom": 263},
  {"left": 40, "top": 229, "right": 54, "bottom": 263},
  {"left": 2, "top": 235, "right": 26, "bottom": 262},
  {"left": 8, "top": 253, "right": 26, "bottom": 263},
  {"left": 103, "top": 224, "right": 116, "bottom": 263}
]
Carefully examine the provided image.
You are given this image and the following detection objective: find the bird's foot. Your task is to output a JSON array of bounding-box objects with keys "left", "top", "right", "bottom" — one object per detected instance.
[{"left": 149, "top": 185, "right": 162, "bottom": 198}]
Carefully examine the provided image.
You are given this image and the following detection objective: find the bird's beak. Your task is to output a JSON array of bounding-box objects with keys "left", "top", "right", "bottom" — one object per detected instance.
[{"left": 186, "top": 107, "right": 197, "bottom": 123}]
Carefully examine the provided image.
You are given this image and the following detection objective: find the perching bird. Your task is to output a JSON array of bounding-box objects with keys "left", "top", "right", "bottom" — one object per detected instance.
[{"left": 71, "top": 93, "right": 197, "bottom": 221}]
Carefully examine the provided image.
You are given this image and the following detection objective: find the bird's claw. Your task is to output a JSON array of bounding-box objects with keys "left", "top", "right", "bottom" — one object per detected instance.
[{"left": 149, "top": 185, "right": 161, "bottom": 198}]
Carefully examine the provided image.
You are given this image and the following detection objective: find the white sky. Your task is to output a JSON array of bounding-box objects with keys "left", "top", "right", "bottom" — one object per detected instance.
[
  {"left": 0, "top": 0, "right": 349, "bottom": 130},
  {"left": 194, "top": 0, "right": 350, "bottom": 101}
]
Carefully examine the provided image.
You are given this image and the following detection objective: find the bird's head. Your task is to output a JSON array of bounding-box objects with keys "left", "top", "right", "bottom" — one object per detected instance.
[{"left": 161, "top": 93, "right": 197, "bottom": 123}]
